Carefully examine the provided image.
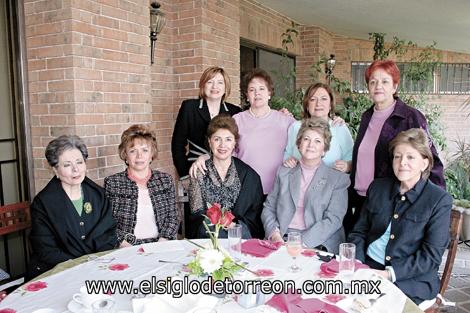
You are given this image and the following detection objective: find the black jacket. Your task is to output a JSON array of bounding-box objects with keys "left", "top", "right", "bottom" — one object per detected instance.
[
  {"left": 28, "top": 177, "right": 117, "bottom": 278},
  {"left": 192, "top": 157, "right": 265, "bottom": 239},
  {"left": 348, "top": 177, "right": 452, "bottom": 303},
  {"left": 171, "top": 98, "right": 241, "bottom": 178}
]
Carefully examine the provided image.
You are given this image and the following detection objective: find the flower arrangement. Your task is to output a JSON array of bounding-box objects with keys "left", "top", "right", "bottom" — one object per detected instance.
[{"left": 187, "top": 203, "right": 240, "bottom": 281}]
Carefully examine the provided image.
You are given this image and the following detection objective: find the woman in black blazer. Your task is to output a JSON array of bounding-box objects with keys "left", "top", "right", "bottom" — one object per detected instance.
[
  {"left": 171, "top": 66, "right": 241, "bottom": 237},
  {"left": 172, "top": 67, "right": 241, "bottom": 179},
  {"left": 348, "top": 128, "right": 452, "bottom": 308}
]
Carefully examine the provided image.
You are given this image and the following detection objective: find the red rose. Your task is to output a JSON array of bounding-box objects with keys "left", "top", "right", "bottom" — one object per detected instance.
[
  {"left": 137, "top": 246, "right": 145, "bottom": 253},
  {"left": 206, "top": 203, "right": 222, "bottom": 225},
  {"left": 108, "top": 263, "right": 129, "bottom": 271},
  {"left": 219, "top": 210, "right": 235, "bottom": 228},
  {"left": 0, "top": 309, "right": 16, "bottom": 313},
  {"left": 24, "top": 281, "right": 47, "bottom": 292}
]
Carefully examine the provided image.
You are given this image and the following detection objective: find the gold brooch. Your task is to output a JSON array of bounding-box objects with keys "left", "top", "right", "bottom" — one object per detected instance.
[{"left": 83, "top": 202, "right": 93, "bottom": 214}]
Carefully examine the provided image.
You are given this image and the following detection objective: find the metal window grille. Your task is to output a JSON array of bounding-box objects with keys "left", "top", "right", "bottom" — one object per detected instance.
[{"left": 351, "top": 62, "right": 470, "bottom": 95}]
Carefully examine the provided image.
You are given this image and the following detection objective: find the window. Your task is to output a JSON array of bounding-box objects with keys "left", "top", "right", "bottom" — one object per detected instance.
[
  {"left": 240, "top": 41, "right": 295, "bottom": 101},
  {"left": 351, "top": 62, "right": 470, "bottom": 94}
]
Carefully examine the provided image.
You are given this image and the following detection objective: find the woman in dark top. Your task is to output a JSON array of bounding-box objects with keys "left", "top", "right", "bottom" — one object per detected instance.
[
  {"left": 348, "top": 128, "right": 452, "bottom": 307},
  {"left": 172, "top": 66, "right": 241, "bottom": 237},
  {"left": 189, "top": 115, "right": 264, "bottom": 239},
  {"left": 344, "top": 60, "right": 445, "bottom": 233},
  {"left": 29, "top": 135, "right": 116, "bottom": 278},
  {"left": 171, "top": 66, "right": 241, "bottom": 179}
]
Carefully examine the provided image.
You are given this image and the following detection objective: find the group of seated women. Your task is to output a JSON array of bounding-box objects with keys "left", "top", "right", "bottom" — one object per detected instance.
[{"left": 28, "top": 60, "right": 451, "bottom": 308}]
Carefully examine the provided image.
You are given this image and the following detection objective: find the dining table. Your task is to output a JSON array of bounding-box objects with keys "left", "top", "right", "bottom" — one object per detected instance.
[{"left": 0, "top": 239, "right": 424, "bottom": 313}]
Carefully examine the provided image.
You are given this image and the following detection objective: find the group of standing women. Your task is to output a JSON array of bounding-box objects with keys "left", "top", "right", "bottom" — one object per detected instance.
[{"left": 28, "top": 60, "right": 451, "bottom": 308}]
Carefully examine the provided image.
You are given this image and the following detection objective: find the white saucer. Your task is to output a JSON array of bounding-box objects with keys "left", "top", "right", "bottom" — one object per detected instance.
[{"left": 67, "top": 300, "right": 91, "bottom": 313}]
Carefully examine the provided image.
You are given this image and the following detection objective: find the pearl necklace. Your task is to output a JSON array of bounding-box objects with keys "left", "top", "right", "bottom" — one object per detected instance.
[{"left": 249, "top": 107, "right": 271, "bottom": 118}]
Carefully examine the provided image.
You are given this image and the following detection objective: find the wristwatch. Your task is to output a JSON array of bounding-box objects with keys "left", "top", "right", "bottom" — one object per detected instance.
[{"left": 124, "top": 233, "right": 136, "bottom": 245}]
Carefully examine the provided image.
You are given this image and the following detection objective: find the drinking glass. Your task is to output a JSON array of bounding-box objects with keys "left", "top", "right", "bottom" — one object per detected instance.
[
  {"left": 339, "top": 243, "right": 356, "bottom": 277},
  {"left": 228, "top": 224, "right": 242, "bottom": 260},
  {"left": 286, "top": 232, "right": 302, "bottom": 272}
]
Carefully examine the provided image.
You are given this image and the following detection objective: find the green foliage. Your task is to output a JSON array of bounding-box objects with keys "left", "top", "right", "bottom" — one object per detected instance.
[
  {"left": 337, "top": 94, "right": 373, "bottom": 139},
  {"left": 270, "top": 90, "right": 304, "bottom": 120},
  {"left": 369, "top": 32, "right": 415, "bottom": 60},
  {"left": 445, "top": 138, "right": 470, "bottom": 202}
]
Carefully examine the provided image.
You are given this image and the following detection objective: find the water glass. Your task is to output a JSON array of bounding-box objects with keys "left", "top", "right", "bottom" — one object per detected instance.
[
  {"left": 286, "top": 231, "right": 302, "bottom": 272},
  {"left": 228, "top": 224, "right": 242, "bottom": 260},
  {"left": 339, "top": 243, "right": 356, "bottom": 276}
]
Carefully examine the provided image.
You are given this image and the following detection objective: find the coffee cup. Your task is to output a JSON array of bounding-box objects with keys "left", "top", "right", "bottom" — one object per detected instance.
[{"left": 72, "top": 286, "right": 112, "bottom": 310}]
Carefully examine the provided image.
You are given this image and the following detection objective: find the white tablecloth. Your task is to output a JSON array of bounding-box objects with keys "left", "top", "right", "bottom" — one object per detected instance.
[{"left": 0, "top": 239, "right": 422, "bottom": 313}]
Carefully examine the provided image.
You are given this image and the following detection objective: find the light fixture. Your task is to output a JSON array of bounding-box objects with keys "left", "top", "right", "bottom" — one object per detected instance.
[
  {"left": 149, "top": 2, "right": 166, "bottom": 65},
  {"left": 325, "top": 54, "right": 336, "bottom": 84}
]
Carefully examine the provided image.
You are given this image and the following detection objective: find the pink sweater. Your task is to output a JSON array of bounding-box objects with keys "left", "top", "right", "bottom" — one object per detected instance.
[
  {"left": 355, "top": 103, "right": 395, "bottom": 196},
  {"left": 288, "top": 161, "right": 319, "bottom": 230},
  {"left": 233, "top": 110, "right": 295, "bottom": 194}
]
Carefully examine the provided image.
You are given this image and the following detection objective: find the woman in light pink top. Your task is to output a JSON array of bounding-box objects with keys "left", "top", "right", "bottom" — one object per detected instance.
[{"left": 190, "top": 69, "right": 295, "bottom": 196}]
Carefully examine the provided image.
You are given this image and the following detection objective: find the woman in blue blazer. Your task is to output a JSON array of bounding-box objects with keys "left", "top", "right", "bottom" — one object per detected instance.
[{"left": 348, "top": 128, "right": 452, "bottom": 306}]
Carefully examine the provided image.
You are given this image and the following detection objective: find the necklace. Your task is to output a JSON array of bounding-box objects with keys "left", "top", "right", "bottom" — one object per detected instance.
[
  {"left": 249, "top": 107, "right": 271, "bottom": 118},
  {"left": 128, "top": 169, "right": 152, "bottom": 187}
]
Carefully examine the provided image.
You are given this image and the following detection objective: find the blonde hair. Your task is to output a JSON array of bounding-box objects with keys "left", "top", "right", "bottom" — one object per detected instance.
[{"left": 389, "top": 128, "right": 433, "bottom": 179}]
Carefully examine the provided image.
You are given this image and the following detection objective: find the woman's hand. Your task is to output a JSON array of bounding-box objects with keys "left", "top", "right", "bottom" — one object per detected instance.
[
  {"left": 0, "top": 291, "right": 6, "bottom": 302},
  {"left": 283, "top": 157, "right": 298, "bottom": 168},
  {"left": 374, "top": 269, "right": 391, "bottom": 280},
  {"left": 270, "top": 231, "right": 284, "bottom": 244},
  {"left": 334, "top": 160, "right": 351, "bottom": 173},
  {"left": 332, "top": 115, "right": 346, "bottom": 126},
  {"left": 189, "top": 154, "right": 210, "bottom": 178},
  {"left": 279, "top": 108, "right": 293, "bottom": 117},
  {"left": 119, "top": 240, "right": 132, "bottom": 248}
]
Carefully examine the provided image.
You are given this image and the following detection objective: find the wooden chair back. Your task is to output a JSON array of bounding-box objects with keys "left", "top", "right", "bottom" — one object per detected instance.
[
  {"left": 0, "top": 202, "right": 31, "bottom": 236},
  {"left": 0, "top": 201, "right": 31, "bottom": 282},
  {"left": 176, "top": 180, "right": 188, "bottom": 239},
  {"left": 439, "top": 209, "right": 463, "bottom": 295}
]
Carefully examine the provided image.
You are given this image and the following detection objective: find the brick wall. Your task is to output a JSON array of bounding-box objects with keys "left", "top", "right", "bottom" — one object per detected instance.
[
  {"left": 23, "top": 0, "right": 470, "bottom": 193},
  {"left": 25, "top": 0, "right": 152, "bottom": 191},
  {"left": 239, "top": 0, "right": 301, "bottom": 54}
]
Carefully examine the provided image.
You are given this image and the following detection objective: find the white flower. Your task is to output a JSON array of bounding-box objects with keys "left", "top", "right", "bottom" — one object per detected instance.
[{"left": 198, "top": 249, "right": 225, "bottom": 274}]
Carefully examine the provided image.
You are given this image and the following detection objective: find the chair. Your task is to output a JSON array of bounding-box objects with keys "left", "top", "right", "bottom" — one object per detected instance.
[
  {"left": 176, "top": 179, "right": 189, "bottom": 239},
  {"left": 0, "top": 201, "right": 31, "bottom": 291},
  {"left": 439, "top": 209, "right": 463, "bottom": 295},
  {"left": 424, "top": 209, "right": 463, "bottom": 313}
]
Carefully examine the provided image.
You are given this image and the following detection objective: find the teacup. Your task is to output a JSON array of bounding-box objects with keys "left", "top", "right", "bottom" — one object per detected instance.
[{"left": 72, "top": 286, "right": 113, "bottom": 310}]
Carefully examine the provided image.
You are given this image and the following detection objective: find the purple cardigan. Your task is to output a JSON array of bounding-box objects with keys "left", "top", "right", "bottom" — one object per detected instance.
[{"left": 350, "top": 98, "right": 445, "bottom": 190}]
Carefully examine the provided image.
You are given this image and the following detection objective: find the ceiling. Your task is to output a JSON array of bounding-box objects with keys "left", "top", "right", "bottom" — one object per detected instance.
[{"left": 256, "top": 0, "right": 470, "bottom": 54}]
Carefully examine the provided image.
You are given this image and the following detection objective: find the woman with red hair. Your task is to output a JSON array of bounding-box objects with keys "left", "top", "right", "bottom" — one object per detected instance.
[{"left": 344, "top": 60, "right": 445, "bottom": 233}]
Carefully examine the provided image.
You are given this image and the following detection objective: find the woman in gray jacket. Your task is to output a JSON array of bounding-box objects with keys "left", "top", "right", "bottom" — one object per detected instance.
[{"left": 262, "top": 117, "right": 350, "bottom": 253}]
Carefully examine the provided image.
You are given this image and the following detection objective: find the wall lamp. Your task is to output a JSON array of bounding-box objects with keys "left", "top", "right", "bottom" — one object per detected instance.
[
  {"left": 325, "top": 54, "right": 336, "bottom": 84},
  {"left": 150, "top": 2, "right": 166, "bottom": 65}
]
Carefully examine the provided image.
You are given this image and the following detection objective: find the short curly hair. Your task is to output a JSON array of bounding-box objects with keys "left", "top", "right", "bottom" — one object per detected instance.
[
  {"left": 118, "top": 124, "right": 158, "bottom": 162},
  {"left": 241, "top": 68, "right": 274, "bottom": 104},
  {"left": 45, "top": 135, "right": 88, "bottom": 167},
  {"left": 296, "top": 117, "right": 332, "bottom": 153},
  {"left": 206, "top": 114, "right": 239, "bottom": 143}
]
